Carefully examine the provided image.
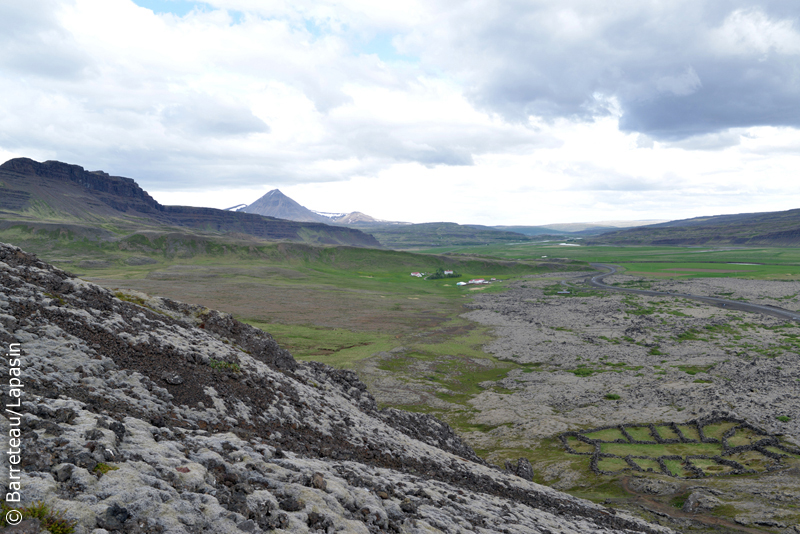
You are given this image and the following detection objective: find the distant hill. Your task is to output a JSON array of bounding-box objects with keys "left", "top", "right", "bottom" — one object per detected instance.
[
  {"left": 363, "top": 222, "right": 534, "bottom": 249},
  {"left": 329, "top": 211, "right": 390, "bottom": 225},
  {"left": 493, "top": 220, "right": 669, "bottom": 236},
  {"left": 491, "top": 225, "right": 570, "bottom": 236},
  {"left": 492, "top": 225, "right": 617, "bottom": 237},
  {"left": 0, "top": 158, "right": 380, "bottom": 248},
  {"left": 587, "top": 208, "right": 800, "bottom": 246},
  {"left": 542, "top": 220, "right": 669, "bottom": 232}
]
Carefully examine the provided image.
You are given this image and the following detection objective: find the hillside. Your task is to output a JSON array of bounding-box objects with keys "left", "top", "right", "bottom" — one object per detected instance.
[
  {"left": 587, "top": 208, "right": 800, "bottom": 246},
  {"left": 0, "top": 242, "right": 668, "bottom": 533},
  {"left": 0, "top": 158, "right": 380, "bottom": 248},
  {"left": 361, "top": 222, "right": 534, "bottom": 249}
]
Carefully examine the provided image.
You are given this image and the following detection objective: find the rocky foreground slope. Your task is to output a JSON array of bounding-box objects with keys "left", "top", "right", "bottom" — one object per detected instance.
[{"left": 0, "top": 243, "right": 670, "bottom": 534}]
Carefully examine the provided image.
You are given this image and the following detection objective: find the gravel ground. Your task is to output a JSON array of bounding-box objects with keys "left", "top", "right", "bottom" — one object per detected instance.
[
  {"left": 606, "top": 274, "right": 800, "bottom": 312},
  {"left": 456, "top": 273, "right": 800, "bottom": 532}
]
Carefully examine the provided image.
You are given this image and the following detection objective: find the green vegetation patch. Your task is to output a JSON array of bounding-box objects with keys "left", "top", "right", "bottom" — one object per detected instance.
[
  {"left": 584, "top": 428, "right": 627, "bottom": 442},
  {"left": 632, "top": 458, "right": 662, "bottom": 472},
  {"left": 209, "top": 359, "right": 241, "bottom": 372},
  {"left": 600, "top": 441, "right": 724, "bottom": 458},
  {"left": 566, "top": 436, "right": 595, "bottom": 454},
  {"left": 596, "top": 457, "right": 631, "bottom": 472},
  {"left": 677, "top": 424, "right": 702, "bottom": 441},
  {"left": 245, "top": 321, "right": 396, "bottom": 368},
  {"left": 702, "top": 421, "right": 738, "bottom": 441},
  {"left": 1, "top": 501, "right": 76, "bottom": 533},
  {"left": 725, "top": 451, "right": 770, "bottom": 472},
  {"left": 625, "top": 426, "right": 655, "bottom": 442},
  {"left": 690, "top": 458, "right": 734, "bottom": 475},
  {"left": 764, "top": 446, "right": 800, "bottom": 459},
  {"left": 663, "top": 459, "right": 694, "bottom": 477},
  {"left": 726, "top": 427, "right": 766, "bottom": 447},
  {"left": 570, "top": 366, "right": 598, "bottom": 377},
  {"left": 654, "top": 425, "right": 680, "bottom": 441},
  {"left": 562, "top": 418, "right": 796, "bottom": 479},
  {"left": 93, "top": 462, "right": 119, "bottom": 476}
]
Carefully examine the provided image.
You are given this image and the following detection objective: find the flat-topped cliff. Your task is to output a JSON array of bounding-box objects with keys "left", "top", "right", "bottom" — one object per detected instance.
[{"left": 0, "top": 158, "right": 381, "bottom": 248}]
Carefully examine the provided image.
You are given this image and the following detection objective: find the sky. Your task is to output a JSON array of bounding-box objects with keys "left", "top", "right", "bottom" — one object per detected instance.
[{"left": 1, "top": 1, "right": 800, "bottom": 225}]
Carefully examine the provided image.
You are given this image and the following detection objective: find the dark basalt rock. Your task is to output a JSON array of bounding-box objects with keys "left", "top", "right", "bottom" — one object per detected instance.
[
  {"left": 505, "top": 457, "right": 535, "bottom": 481},
  {"left": 97, "top": 503, "right": 130, "bottom": 531}
]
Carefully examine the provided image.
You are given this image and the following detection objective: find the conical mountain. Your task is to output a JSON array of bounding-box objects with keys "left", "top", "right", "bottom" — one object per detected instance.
[{"left": 241, "top": 189, "right": 332, "bottom": 223}]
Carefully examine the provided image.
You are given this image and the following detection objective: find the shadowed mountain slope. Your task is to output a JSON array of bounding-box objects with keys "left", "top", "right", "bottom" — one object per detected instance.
[
  {"left": 587, "top": 208, "right": 800, "bottom": 246},
  {"left": 0, "top": 158, "right": 380, "bottom": 247},
  {"left": 0, "top": 242, "right": 669, "bottom": 533}
]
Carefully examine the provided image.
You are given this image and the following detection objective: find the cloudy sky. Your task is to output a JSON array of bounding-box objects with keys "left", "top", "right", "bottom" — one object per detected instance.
[{"left": 2, "top": 0, "right": 799, "bottom": 225}]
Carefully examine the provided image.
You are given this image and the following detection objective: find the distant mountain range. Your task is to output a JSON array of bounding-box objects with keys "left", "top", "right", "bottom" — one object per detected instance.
[
  {"left": 240, "top": 189, "right": 403, "bottom": 227},
  {"left": 4, "top": 157, "right": 799, "bottom": 250},
  {"left": 0, "top": 158, "right": 380, "bottom": 248},
  {"left": 235, "top": 188, "right": 800, "bottom": 247}
]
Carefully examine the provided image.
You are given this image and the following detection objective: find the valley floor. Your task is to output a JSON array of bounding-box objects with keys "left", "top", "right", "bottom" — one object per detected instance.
[{"left": 359, "top": 273, "right": 800, "bottom": 533}]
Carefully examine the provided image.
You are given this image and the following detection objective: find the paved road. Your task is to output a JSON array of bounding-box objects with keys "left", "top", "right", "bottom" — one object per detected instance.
[{"left": 582, "top": 263, "right": 800, "bottom": 323}]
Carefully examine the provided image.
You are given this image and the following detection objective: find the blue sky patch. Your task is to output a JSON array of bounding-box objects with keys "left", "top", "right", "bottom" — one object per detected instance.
[
  {"left": 131, "top": 0, "right": 203, "bottom": 17},
  {"left": 360, "top": 33, "right": 416, "bottom": 63}
]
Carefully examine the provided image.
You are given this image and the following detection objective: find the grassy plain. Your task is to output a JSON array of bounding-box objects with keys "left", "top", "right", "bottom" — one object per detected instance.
[
  {"left": 6, "top": 226, "right": 800, "bottom": 531},
  {"left": 0, "top": 227, "right": 573, "bottom": 368},
  {"left": 424, "top": 242, "right": 800, "bottom": 279}
]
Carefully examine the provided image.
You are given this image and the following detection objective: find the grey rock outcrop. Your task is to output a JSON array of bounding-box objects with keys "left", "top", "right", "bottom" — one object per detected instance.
[{"left": 0, "top": 243, "right": 671, "bottom": 533}]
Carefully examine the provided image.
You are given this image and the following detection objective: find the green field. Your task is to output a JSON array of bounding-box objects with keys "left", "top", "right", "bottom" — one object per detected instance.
[{"left": 421, "top": 243, "right": 800, "bottom": 279}]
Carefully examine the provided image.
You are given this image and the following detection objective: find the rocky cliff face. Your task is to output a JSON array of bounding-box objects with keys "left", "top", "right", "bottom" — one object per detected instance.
[
  {"left": 0, "top": 243, "right": 670, "bottom": 534},
  {"left": 0, "top": 158, "right": 163, "bottom": 214},
  {"left": 0, "top": 158, "right": 381, "bottom": 248}
]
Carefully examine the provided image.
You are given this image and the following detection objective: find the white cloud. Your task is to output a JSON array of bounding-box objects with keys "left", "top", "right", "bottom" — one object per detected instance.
[
  {"left": 1, "top": 0, "right": 800, "bottom": 226},
  {"left": 710, "top": 8, "right": 800, "bottom": 56}
]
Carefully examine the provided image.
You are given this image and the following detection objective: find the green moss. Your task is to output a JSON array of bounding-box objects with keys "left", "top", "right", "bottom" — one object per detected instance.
[
  {"left": 93, "top": 462, "right": 119, "bottom": 476},
  {"left": 604, "top": 393, "right": 621, "bottom": 400},
  {"left": 209, "top": 359, "right": 241, "bottom": 372},
  {"left": 670, "top": 492, "right": 690, "bottom": 509},
  {"left": 0, "top": 501, "right": 76, "bottom": 533},
  {"left": 43, "top": 292, "right": 67, "bottom": 306}
]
